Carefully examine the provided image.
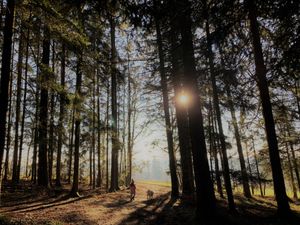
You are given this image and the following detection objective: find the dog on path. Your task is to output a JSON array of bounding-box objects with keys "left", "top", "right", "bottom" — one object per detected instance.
[{"left": 147, "top": 190, "right": 154, "bottom": 200}]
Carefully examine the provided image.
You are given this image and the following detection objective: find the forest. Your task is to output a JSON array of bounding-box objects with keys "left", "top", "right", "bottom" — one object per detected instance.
[{"left": 0, "top": 0, "right": 299, "bottom": 224}]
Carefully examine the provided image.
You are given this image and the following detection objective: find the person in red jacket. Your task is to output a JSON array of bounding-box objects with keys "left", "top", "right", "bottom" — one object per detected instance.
[{"left": 130, "top": 179, "right": 136, "bottom": 201}]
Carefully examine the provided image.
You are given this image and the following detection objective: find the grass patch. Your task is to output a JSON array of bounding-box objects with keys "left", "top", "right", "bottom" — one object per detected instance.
[{"left": 137, "top": 180, "right": 171, "bottom": 187}]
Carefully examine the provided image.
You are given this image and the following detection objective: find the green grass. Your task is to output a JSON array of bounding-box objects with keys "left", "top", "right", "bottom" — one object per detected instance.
[{"left": 137, "top": 180, "right": 171, "bottom": 187}]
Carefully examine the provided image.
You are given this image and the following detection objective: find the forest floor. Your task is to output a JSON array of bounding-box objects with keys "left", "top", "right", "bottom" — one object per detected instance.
[{"left": 1, "top": 181, "right": 300, "bottom": 225}]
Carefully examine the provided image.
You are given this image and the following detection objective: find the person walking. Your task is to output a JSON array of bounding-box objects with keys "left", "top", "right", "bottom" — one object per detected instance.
[{"left": 130, "top": 179, "right": 136, "bottom": 201}]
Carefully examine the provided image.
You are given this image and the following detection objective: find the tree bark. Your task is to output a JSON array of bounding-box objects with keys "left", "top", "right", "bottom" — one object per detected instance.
[
  {"left": 12, "top": 23, "right": 25, "bottom": 185},
  {"left": 286, "top": 125, "right": 300, "bottom": 192},
  {"left": 37, "top": 25, "right": 50, "bottom": 187},
  {"left": 70, "top": 54, "right": 82, "bottom": 197},
  {"left": 0, "top": 0, "right": 16, "bottom": 176},
  {"left": 68, "top": 107, "right": 75, "bottom": 184},
  {"left": 210, "top": 100, "right": 224, "bottom": 198},
  {"left": 48, "top": 42, "right": 55, "bottom": 186},
  {"left": 96, "top": 69, "right": 102, "bottom": 187},
  {"left": 109, "top": 13, "right": 119, "bottom": 192},
  {"left": 226, "top": 86, "right": 251, "bottom": 198},
  {"left": 246, "top": 0, "right": 290, "bottom": 215},
  {"left": 252, "top": 138, "right": 263, "bottom": 197},
  {"left": 245, "top": 140, "right": 255, "bottom": 194},
  {"left": 176, "top": 0, "right": 216, "bottom": 218},
  {"left": 3, "top": 34, "right": 15, "bottom": 181},
  {"left": 17, "top": 24, "right": 30, "bottom": 183},
  {"left": 106, "top": 82, "right": 109, "bottom": 191},
  {"left": 56, "top": 43, "right": 65, "bottom": 187},
  {"left": 155, "top": 12, "right": 179, "bottom": 198},
  {"left": 205, "top": 20, "right": 235, "bottom": 210},
  {"left": 168, "top": 3, "right": 195, "bottom": 199},
  {"left": 285, "top": 142, "right": 298, "bottom": 200}
]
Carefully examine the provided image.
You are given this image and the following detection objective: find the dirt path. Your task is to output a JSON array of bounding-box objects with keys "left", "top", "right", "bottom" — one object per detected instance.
[
  {"left": 2, "top": 182, "right": 300, "bottom": 225},
  {"left": 0, "top": 182, "right": 189, "bottom": 225}
]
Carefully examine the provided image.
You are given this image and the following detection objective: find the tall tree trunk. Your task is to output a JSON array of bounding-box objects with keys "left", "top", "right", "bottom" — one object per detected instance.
[
  {"left": 245, "top": 140, "right": 255, "bottom": 194},
  {"left": 4, "top": 35, "right": 15, "bottom": 181},
  {"left": 169, "top": 5, "right": 195, "bottom": 198},
  {"left": 89, "top": 137, "right": 93, "bottom": 187},
  {"left": 96, "top": 69, "right": 102, "bottom": 187},
  {"left": 70, "top": 54, "right": 82, "bottom": 197},
  {"left": 32, "top": 34, "right": 41, "bottom": 183},
  {"left": 286, "top": 125, "right": 300, "bottom": 191},
  {"left": 48, "top": 42, "right": 55, "bottom": 186},
  {"left": 68, "top": 108, "right": 75, "bottom": 184},
  {"left": 226, "top": 85, "right": 251, "bottom": 198},
  {"left": 0, "top": 0, "right": 16, "bottom": 176},
  {"left": 92, "top": 69, "right": 96, "bottom": 189},
  {"left": 246, "top": 0, "right": 290, "bottom": 215},
  {"left": 176, "top": 0, "right": 216, "bottom": 218},
  {"left": 37, "top": 25, "right": 50, "bottom": 187},
  {"left": 26, "top": 135, "right": 33, "bottom": 178},
  {"left": 204, "top": 18, "right": 235, "bottom": 210},
  {"left": 56, "top": 43, "right": 65, "bottom": 187},
  {"left": 210, "top": 100, "right": 224, "bottom": 198},
  {"left": 106, "top": 83, "right": 109, "bottom": 191},
  {"left": 17, "top": 24, "right": 30, "bottom": 183},
  {"left": 126, "top": 61, "right": 132, "bottom": 187},
  {"left": 285, "top": 142, "right": 298, "bottom": 200},
  {"left": 252, "top": 138, "right": 263, "bottom": 197},
  {"left": 12, "top": 24, "right": 25, "bottom": 184},
  {"left": 109, "top": 13, "right": 119, "bottom": 192},
  {"left": 155, "top": 13, "right": 179, "bottom": 198}
]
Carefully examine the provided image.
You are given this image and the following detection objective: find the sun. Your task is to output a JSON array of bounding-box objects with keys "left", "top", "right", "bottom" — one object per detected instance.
[{"left": 178, "top": 93, "right": 189, "bottom": 105}]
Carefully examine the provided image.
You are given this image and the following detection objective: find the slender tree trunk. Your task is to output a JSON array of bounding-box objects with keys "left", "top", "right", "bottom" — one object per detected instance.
[
  {"left": 37, "top": 25, "right": 50, "bottom": 187},
  {"left": 285, "top": 142, "right": 298, "bottom": 200},
  {"left": 294, "top": 79, "right": 300, "bottom": 118},
  {"left": 26, "top": 135, "right": 33, "bottom": 178},
  {"left": 32, "top": 36, "right": 41, "bottom": 183},
  {"left": 252, "top": 138, "right": 263, "bottom": 197},
  {"left": 92, "top": 69, "right": 96, "bottom": 189},
  {"left": 155, "top": 13, "right": 179, "bottom": 198},
  {"left": 89, "top": 139, "right": 93, "bottom": 187},
  {"left": 96, "top": 69, "right": 101, "bottom": 187},
  {"left": 17, "top": 24, "right": 30, "bottom": 182},
  {"left": 176, "top": 0, "right": 216, "bottom": 217},
  {"left": 119, "top": 84, "right": 125, "bottom": 179},
  {"left": 106, "top": 83, "right": 109, "bottom": 191},
  {"left": 246, "top": 0, "right": 290, "bottom": 215},
  {"left": 245, "top": 140, "right": 255, "bottom": 194},
  {"left": 109, "top": 13, "right": 119, "bottom": 192},
  {"left": 70, "top": 54, "right": 82, "bottom": 197},
  {"left": 12, "top": 24, "right": 25, "bottom": 184},
  {"left": 169, "top": 7, "right": 195, "bottom": 198},
  {"left": 126, "top": 61, "right": 132, "bottom": 187},
  {"left": 226, "top": 85, "right": 251, "bottom": 198},
  {"left": 4, "top": 36, "right": 15, "bottom": 181},
  {"left": 286, "top": 125, "right": 300, "bottom": 191},
  {"left": 48, "top": 42, "right": 55, "bottom": 186},
  {"left": 31, "top": 29, "right": 40, "bottom": 184},
  {"left": 68, "top": 108, "right": 75, "bottom": 184},
  {"left": 210, "top": 100, "right": 224, "bottom": 198},
  {"left": 0, "top": 0, "right": 16, "bottom": 176},
  {"left": 204, "top": 18, "right": 235, "bottom": 210},
  {"left": 56, "top": 43, "right": 65, "bottom": 187}
]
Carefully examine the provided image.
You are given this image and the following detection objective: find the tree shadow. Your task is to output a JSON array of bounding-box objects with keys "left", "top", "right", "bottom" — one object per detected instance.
[
  {"left": 104, "top": 198, "right": 131, "bottom": 207},
  {"left": 115, "top": 192, "right": 189, "bottom": 225},
  {"left": 216, "top": 195, "right": 300, "bottom": 225},
  {"left": 1, "top": 193, "right": 94, "bottom": 213}
]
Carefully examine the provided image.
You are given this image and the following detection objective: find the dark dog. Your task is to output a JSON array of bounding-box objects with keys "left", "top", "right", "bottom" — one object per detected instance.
[{"left": 147, "top": 190, "right": 154, "bottom": 200}]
